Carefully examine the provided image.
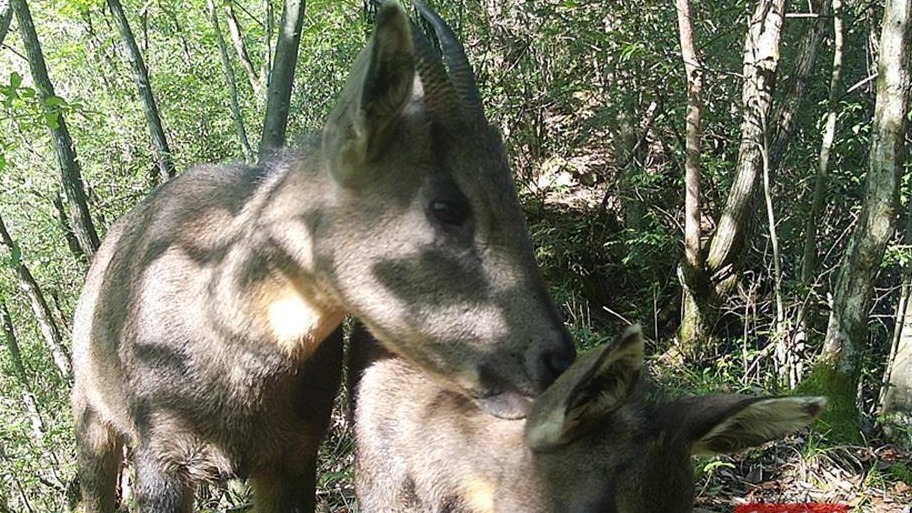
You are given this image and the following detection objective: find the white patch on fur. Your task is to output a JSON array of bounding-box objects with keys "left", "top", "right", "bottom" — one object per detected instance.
[
  {"left": 462, "top": 477, "right": 495, "bottom": 513},
  {"left": 267, "top": 290, "right": 329, "bottom": 356}
]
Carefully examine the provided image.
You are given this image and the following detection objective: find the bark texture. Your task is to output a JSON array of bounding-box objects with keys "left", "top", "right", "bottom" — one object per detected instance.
[
  {"left": 877, "top": 0, "right": 912, "bottom": 448},
  {"left": 768, "top": 0, "right": 829, "bottom": 169},
  {"left": 675, "top": 0, "right": 709, "bottom": 350}
]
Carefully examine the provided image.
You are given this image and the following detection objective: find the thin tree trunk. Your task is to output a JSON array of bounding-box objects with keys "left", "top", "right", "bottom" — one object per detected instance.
[
  {"left": 675, "top": 0, "right": 710, "bottom": 351},
  {"left": 105, "top": 0, "right": 175, "bottom": 183},
  {"left": 259, "top": 0, "right": 306, "bottom": 155},
  {"left": 224, "top": 2, "right": 263, "bottom": 99},
  {"left": 209, "top": 0, "right": 255, "bottom": 162},
  {"left": 810, "top": 0, "right": 911, "bottom": 443},
  {"left": 263, "top": 0, "right": 274, "bottom": 89},
  {"left": 53, "top": 192, "right": 87, "bottom": 264},
  {"left": 704, "top": 0, "right": 788, "bottom": 294},
  {"left": 1, "top": 301, "right": 45, "bottom": 440},
  {"left": 615, "top": 103, "right": 647, "bottom": 231},
  {"left": 0, "top": 0, "right": 12, "bottom": 49},
  {"left": 761, "top": 136, "right": 789, "bottom": 385},
  {"left": 801, "top": 0, "right": 844, "bottom": 290},
  {"left": 11, "top": 0, "right": 100, "bottom": 259},
  {"left": 0, "top": 213, "right": 71, "bottom": 380},
  {"left": 1, "top": 301, "right": 32, "bottom": 388},
  {"left": 795, "top": 0, "right": 844, "bottom": 364}
]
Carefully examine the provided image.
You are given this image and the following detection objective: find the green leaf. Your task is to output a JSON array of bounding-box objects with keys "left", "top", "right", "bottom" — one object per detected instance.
[
  {"left": 44, "top": 95, "right": 66, "bottom": 108},
  {"left": 44, "top": 111, "right": 61, "bottom": 129},
  {"left": 9, "top": 72, "right": 22, "bottom": 90},
  {"left": 4, "top": 241, "right": 22, "bottom": 268}
]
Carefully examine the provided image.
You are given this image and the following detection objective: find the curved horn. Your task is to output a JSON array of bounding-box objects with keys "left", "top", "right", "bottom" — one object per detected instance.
[
  {"left": 411, "top": 0, "right": 485, "bottom": 120},
  {"left": 409, "top": 18, "right": 460, "bottom": 116}
]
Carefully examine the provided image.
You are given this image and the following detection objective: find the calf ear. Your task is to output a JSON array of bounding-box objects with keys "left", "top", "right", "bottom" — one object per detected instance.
[
  {"left": 679, "top": 396, "right": 827, "bottom": 456},
  {"left": 322, "top": 2, "right": 415, "bottom": 186},
  {"left": 525, "top": 325, "right": 644, "bottom": 452}
]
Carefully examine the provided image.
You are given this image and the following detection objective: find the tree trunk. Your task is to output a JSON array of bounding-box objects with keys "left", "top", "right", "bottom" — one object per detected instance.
[
  {"left": 882, "top": 212, "right": 912, "bottom": 448},
  {"left": 224, "top": 2, "right": 263, "bottom": 99},
  {"left": 1, "top": 301, "right": 32, "bottom": 387},
  {"left": 768, "top": 0, "right": 829, "bottom": 169},
  {"left": 678, "top": 0, "right": 788, "bottom": 357},
  {"left": 704, "top": 0, "right": 787, "bottom": 293},
  {"left": 0, "top": 213, "right": 71, "bottom": 380},
  {"left": 1, "top": 301, "right": 45, "bottom": 440},
  {"left": 259, "top": 0, "right": 306, "bottom": 155},
  {"left": 0, "top": 0, "right": 12, "bottom": 49},
  {"left": 53, "top": 192, "right": 87, "bottom": 264},
  {"left": 208, "top": 0, "right": 255, "bottom": 162},
  {"left": 801, "top": 0, "right": 843, "bottom": 290},
  {"left": 11, "top": 0, "right": 100, "bottom": 259},
  {"left": 263, "top": 0, "right": 274, "bottom": 89},
  {"left": 615, "top": 103, "right": 647, "bottom": 232},
  {"left": 805, "top": 0, "right": 911, "bottom": 443},
  {"left": 105, "top": 0, "right": 175, "bottom": 183},
  {"left": 795, "top": 0, "right": 844, "bottom": 364},
  {"left": 675, "top": 0, "right": 710, "bottom": 353}
]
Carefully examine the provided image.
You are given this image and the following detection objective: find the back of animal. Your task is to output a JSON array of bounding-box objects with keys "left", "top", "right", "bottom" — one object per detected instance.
[
  {"left": 350, "top": 324, "right": 827, "bottom": 513},
  {"left": 70, "top": 2, "right": 574, "bottom": 512}
]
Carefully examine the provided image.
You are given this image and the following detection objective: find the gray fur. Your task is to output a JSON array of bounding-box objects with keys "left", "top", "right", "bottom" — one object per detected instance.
[
  {"left": 70, "top": 3, "right": 572, "bottom": 512},
  {"left": 351, "top": 324, "right": 827, "bottom": 513}
]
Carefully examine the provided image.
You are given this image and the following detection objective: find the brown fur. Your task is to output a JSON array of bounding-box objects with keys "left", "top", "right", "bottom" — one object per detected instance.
[
  {"left": 350, "top": 324, "right": 827, "bottom": 513},
  {"left": 70, "top": 3, "right": 572, "bottom": 512}
]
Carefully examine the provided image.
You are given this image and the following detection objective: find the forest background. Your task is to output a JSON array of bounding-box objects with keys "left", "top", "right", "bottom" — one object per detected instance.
[{"left": 1, "top": 0, "right": 912, "bottom": 511}]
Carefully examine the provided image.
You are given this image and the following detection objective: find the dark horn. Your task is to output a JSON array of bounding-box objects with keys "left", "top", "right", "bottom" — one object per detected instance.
[
  {"left": 409, "top": 18, "right": 460, "bottom": 116},
  {"left": 411, "top": 0, "right": 485, "bottom": 120}
]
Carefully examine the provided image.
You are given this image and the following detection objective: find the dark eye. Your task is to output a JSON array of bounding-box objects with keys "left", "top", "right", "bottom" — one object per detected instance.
[{"left": 429, "top": 199, "right": 469, "bottom": 226}]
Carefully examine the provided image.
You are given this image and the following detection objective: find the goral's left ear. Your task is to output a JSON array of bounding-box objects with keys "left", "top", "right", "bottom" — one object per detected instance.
[
  {"left": 322, "top": 2, "right": 415, "bottom": 186},
  {"left": 525, "top": 325, "right": 644, "bottom": 452}
]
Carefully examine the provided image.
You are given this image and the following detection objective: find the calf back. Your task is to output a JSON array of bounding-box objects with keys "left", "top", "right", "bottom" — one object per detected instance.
[{"left": 351, "top": 324, "right": 826, "bottom": 513}]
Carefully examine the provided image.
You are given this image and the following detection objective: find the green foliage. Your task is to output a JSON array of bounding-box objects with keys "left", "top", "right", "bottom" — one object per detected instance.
[{"left": 890, "top": 461, "right": 912, "bottom": 485}]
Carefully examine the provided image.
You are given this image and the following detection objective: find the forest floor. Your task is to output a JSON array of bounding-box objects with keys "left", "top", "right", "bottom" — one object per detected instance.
[{"left": 693, "top": 437, "right": 912, "bottom": 513}]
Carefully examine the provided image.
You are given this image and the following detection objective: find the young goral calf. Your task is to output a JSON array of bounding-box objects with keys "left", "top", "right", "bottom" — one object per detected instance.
[{"left": 350, "top": 324, "right": 826, "bottom": 513}]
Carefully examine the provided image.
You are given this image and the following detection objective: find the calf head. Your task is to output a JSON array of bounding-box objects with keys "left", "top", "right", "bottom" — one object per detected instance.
[{"left": 517, "top": 326, "right": 827, "bottom": 512}]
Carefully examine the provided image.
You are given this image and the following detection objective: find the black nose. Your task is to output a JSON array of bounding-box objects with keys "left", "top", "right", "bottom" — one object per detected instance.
[{"left": 536, "top": 331, "right": 576, "bottom": 388}]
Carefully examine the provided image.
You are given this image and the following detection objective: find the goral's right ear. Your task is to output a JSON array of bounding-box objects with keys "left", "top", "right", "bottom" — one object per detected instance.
[
  {"left": 322, "top": 2, "right": 415, "bottom": 187},
  {"left": 525, "top": 325, "right": 644, "bottom": 452}
]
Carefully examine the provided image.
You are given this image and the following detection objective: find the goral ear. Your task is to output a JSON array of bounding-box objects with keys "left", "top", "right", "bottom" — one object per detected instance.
[
  {"left": 525, "top": 325, "right": 644, "bottom": 452},
  {"left": 322, "top": 2, "right": 415, "bottom": 187},
  {"left": 674, "top": 395, "right": 827, "bottom": 457}
]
